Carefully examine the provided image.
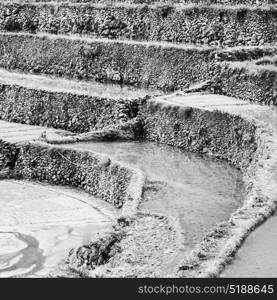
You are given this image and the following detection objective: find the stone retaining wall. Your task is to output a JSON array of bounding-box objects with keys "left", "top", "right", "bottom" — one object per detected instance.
[
  {"left": 1, "top": 96, "right": 275, "bottom": 278},
  {"left": 213, "top": 62, "right": 277, "bottom": 105},
  {"left": 140, "top": 98, "right": 258, "bottom": 169},
  {"left": 0, "top": 33, "right": 214, "bottom": 90},
  {"left": 0, "top": 3, "right": 276, "bottom": 47},
  {"left": 12, "top": 142, "right": 144, "bottom": 212},
  {"left": 0, "top": 83, "right": 140, "bottom": 132}
]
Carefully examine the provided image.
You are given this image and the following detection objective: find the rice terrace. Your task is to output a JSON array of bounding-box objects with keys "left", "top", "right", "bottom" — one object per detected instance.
[{"left": 0, "top": 0, "right": 276, "bottom": 278}]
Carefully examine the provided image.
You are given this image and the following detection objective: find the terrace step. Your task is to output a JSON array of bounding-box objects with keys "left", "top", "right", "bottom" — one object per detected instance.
[
  {"left": 0, "top": 32, "right": 275, "bottom": 99},
  {"left": 1, "top": 91, "right": 277, "bottom": 278},
  {"left": 0, "top": 0, "right": 276, "bottom": 279},
  {"left": 0, "top": 32, "right": 215, "bottom": 90},
  {"left": 221, "top": 211, "right": 277, "bottom": 277},
  {"left": 48, "top": 92, "right": 277, "bottom": 277},
  {"left": 144, "top": 92, "right": 277, "bottom": 278},
  {"left": 0, "top": 92, "right": 272, "bottom": 144},
  {"left": 0, "top": 68, "right": 159, "bottom": 133},
  {"left": 0, "top": 93, "right": 259, "bottom": 143},
  {"left": 150, "top": 92, "right": 277, "bottom": 123},
  {"left": 0, "top": 68, "right": 157, "bottom": 99},
  {"left": 0, "top": 2, "right": 276, "bottom": 47}
]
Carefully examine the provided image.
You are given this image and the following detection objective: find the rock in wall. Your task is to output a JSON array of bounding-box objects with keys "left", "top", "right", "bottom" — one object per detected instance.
[{"left": 0, "top": 139, "right": 20, "bottom": 171}]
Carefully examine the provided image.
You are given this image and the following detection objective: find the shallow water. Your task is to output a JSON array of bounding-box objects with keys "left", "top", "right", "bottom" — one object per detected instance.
[
  {"left": 0, "top": 180, "right": 114, "bottom": 277},
  {"left": 221, "top": 212, "right": 277, "bottom": 278},
  {"left": 66, "top": 141, "right": 246, "bottom": 250},
  {"left": 0, "top": 68, "right": 161, "bottom": 100}
]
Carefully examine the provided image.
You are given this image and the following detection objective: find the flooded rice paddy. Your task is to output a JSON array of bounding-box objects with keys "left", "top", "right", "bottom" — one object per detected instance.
[
  {"left": 0, "top": 180, "right": 114, "bottom": 277},
  {"left": 66, "top": 141, "right": 246, "bottom": 250}
]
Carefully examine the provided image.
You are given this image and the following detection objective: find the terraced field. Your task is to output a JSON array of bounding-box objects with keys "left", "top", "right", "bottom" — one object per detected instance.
[{"left": 0, "top": 0, "right": 276, "bottom": 278}]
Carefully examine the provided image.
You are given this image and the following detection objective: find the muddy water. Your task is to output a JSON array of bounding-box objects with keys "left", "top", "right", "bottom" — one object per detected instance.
[
  {"left": 0, "top": 68, "right": 161, "bottom": 100},
  {"left": 221, "top": 212, "right": 277, "bottom": 277},
  {"left": 66, "top": 141, "right": 246, "bottom": 250},
  {"left": 0, "top": 180, "right": 114, "bottom": 277}
]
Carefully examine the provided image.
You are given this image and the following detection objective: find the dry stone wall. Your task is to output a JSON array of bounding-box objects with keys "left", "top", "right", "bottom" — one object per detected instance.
[
  {"left": 140, "top": 98, "right": 258, "bottom": 169},
  {"left": 0, "top": 3, "right": 276, "bottom": 47},
  {"left": 0, "top": 33, "right": 214, "bottom": 90},
  {"left": 0, "top": 83, "right": 140, "bottom": 132},
  {"left": 212, "top": 62, "right": 277, "bottom": 105},
  {"left": 13, "top": 142, "right": 136, "bottom": 208}
]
